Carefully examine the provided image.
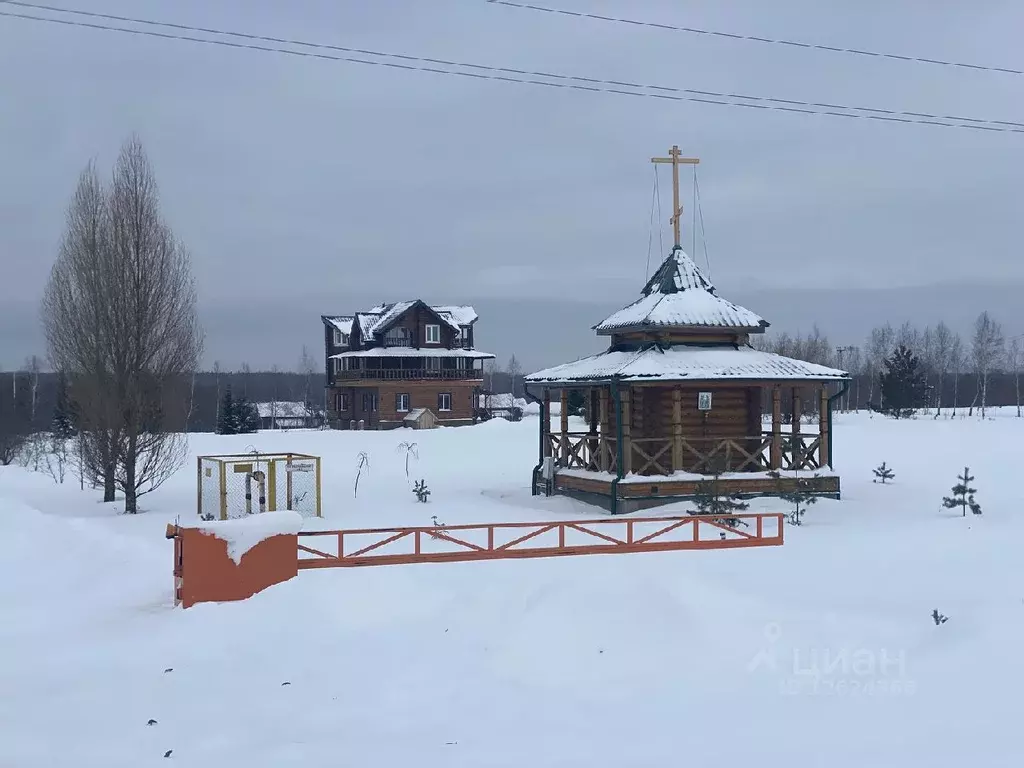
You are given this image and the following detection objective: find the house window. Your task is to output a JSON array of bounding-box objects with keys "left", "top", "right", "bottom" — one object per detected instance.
[
  {"left": 460, "top": 326, "right": 471, "bottom": 344},
  {"left": 332, "top": 358, "right": 341, "bottom": 375},
  {"left": 425, "top": 324, "right": 440, "bottom": 344},
  {"left": 396, "top": 393, "right": 410, "bottom": 412},
  {"left": 438, "top": 392, "right": 452, "bottom": 412},
  {"left": 338, "top": 393, "right": 350, "bottom": 412},
  {"left": 333, "top": 329, "right": 349, "bottom": 346},
  {"left": 425, "top": 357, "right": 441, "bottom": 372},
  {"left": 455, "top": 356, "right": 466, "bottom": 370},
  {"left": 361, "top": 392, "right": 378, "bottom": 412}
]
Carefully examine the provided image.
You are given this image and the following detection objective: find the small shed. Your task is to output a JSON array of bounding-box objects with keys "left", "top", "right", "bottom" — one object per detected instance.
[{"left": 403, "top": 408, "right": 439, "bottom": 430}]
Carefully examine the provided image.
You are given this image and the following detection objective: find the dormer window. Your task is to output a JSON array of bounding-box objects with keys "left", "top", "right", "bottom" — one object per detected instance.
[
  {"left": 333, "top": 329, "right": 349, "bottom": 346},
  {"left": 425, "top": 324, "right": 440, "bottom": 344}
]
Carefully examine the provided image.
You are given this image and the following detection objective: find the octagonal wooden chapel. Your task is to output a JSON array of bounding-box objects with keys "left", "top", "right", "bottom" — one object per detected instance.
[{"left": 525, "top": 147, "right": 850, "bottom": 514}]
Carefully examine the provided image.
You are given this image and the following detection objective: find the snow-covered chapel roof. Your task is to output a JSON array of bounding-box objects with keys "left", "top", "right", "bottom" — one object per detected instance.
[
  {"left": 594, "top": 247, "right": 767, "bottom": 334},
  {"left": 525, "top": 344, "right": 848, "bottom": 385}
]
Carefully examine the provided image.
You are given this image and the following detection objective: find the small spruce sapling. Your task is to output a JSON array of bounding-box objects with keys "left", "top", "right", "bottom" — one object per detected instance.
[
  {"left": 413, "top": 479, "right": 431, "bottom": 503},
  {"left": 942, "top": 466, "right": 982, "bottom": 516},
  {"left": 691, "top": 468, "right": 749, "bottom": 528},
  {"left": 872, "top": 462, "right": 895, "bottom": 484},
  {"left": 768, "top": 470, "right": 823, "bottom": 526},
  {"left": 353, "top": 452, "right": 369, "bottom": 498}
]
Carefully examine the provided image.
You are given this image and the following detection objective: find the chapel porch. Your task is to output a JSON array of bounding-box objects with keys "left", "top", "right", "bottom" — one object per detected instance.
[{"left": 531, "top": 381, "right": 842, "bottom": 514}]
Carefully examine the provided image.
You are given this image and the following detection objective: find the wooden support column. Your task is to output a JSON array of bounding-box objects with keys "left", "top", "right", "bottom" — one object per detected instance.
[
  {"left": 770, "top": 386, "right": 782, "bottom": 470},
  {"left": 819, "top": 385, "right": 829, "bottom": 467},
  {"left": 598, "top": 387, "right": 610, "bottom": 471},
  {"left": 587, "top": 387, "right": 598, "bottom": 470},
  {"left": 621, "top": 387, "right": 633, "bottom": 475},
  {"left": 559, "top": 389, "right": 570, "bottom": 466},
  {"left": 792, "top": 388, "right": 802, "bottom": 468},
  {"left": 792, "top": 389, "right": 801, "bottom": 438},
  {"left": 542, "top": 389, "right": 552, "bottom": 459},
  {"left": 671, "top": 386, "right": 683, "bottom": 471}
]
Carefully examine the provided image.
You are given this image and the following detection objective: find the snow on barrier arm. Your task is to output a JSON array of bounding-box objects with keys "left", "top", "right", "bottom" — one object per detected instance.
[{"left": 167, "top": 511, "right": 303, "bottom": 608}]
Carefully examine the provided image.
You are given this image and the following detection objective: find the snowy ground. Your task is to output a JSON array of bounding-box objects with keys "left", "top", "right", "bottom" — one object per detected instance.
[{"left": 1, "top": 410, "right": 1022, "bottom": 767}]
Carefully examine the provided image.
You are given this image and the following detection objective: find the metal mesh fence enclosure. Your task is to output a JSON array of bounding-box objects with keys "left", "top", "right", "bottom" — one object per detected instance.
[{"left": 196, "top": 453, "right": 322, "bottom": 520}]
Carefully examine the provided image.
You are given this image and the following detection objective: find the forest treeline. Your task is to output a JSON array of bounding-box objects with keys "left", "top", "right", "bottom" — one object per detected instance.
[
  {"left": 3, "top": 311, "right": 1019, "bottom": 447},
  {"left": 751, "top": 311, "right": 1020, "bottom": 414}
]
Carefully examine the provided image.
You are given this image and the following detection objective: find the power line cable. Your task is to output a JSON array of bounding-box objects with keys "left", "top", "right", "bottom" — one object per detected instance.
[
  {"left": 2, "top": 3, "right": 1023, "bottom": 135},
  {"left": 486, "top": 0, "right": 1024, "bottom": 78}
]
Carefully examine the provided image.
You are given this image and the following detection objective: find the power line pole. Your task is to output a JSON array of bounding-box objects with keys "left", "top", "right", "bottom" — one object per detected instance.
[
  {"left": 651, "top": 146, "right": 699, "bottom": 249},
  {"left": 836, "top": 346, "right": 857, "bottom": 411}
]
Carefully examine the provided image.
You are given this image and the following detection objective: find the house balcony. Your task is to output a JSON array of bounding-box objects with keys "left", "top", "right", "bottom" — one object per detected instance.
[{"left": 334, "top": 368, "right": 483, "bottom": 381}]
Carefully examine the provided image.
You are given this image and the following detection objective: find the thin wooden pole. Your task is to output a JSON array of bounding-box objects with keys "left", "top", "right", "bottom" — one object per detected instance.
[
  {"left": 542, "top": 389, "right": 552, "bottom": 459},
  {"left": 621, "top": 387, "right": 633, "bottom": 474},
  {"left": 559, "top": 389, "right": 569, "bottom": 467},
  {"left": 770, "top": 386, "right": 782, "bottom": 470},
  {"left": 792, "top": 388, "right": 802, "bottom": 468},
  {"left": 672, "top": 386, "right": 683, "bottom": 471},
  {"left": 598, "top": 387, "right": 610, "bottom": 472},
  {"left": 818, "top": 386, "right": 829, "bottom": 467}
]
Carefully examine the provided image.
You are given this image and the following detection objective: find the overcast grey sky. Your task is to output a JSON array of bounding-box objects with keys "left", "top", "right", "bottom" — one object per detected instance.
[{"left": 2, "top": 0, "right": 1023, "bottom": 372}]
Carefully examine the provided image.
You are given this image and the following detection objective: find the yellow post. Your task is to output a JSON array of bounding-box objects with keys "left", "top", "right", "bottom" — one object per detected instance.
[
  {"left": 218, "top": 459, "right": 228, "bottom": 521},
  {"left": 267, "top": 460, "right": 277, "bottom": 512},
  {"left": 285, "top": 454, "right": 293, "bottom": 510},
  {"left": 315, "top": 457, "right": 323, "bottom": 518}
]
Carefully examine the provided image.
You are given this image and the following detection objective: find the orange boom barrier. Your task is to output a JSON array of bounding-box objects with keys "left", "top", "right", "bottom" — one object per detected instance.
[{"left": 168, "top": 513, "right": 784, "bottom": 608}]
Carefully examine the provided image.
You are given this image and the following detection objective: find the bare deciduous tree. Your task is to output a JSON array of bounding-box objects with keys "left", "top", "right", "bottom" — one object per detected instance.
[
  {"left": 865, "top": 323, "right": 894, "bottom": 410},
  {"left": 930, "top": 322, "right": 954, "bottom": 416},
  {"left": 970, "top": 311, "right": 1004, "bottom": 419},
  {"left": 1007, "top": 337, "right": 1022, "bottom": 418},
  {"left": 43, "top": 137, "right": 202, "bottom": 513},
  {"left": 949, "top": 333, "right": 964, "bottom": 418},
  {"left": 43, "top": 161, "right": 121, "bottom": 500}
]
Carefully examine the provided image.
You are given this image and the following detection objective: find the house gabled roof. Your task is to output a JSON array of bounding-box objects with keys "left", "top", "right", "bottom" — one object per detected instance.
[
  {"left": 368, "top": 299, "right": 461, "bottom": 337},
  {"left": 525, "top": 343, "right": 848, "bottom": 385},
  {"left": 433, "top": 306, "right": 478, "bottom": 327},
  {"left": 322, "top": 315, "right": 354, "bottom": 335},
  {"left": 326, "top": 302, "right": 480, "bottom": 340},
  {"left": 594, "top": 247, "right": 767, "bottom": 334}
]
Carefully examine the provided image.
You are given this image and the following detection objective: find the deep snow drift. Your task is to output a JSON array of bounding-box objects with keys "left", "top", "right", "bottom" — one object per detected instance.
[{"left": 1, "top": 411, "right": 1021, "bottom": 767}]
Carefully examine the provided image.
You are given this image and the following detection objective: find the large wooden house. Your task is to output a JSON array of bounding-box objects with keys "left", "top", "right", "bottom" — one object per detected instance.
[
  {"left": 524, "top": 147, "right": 850, "bottom": 513},
  {"left": 322, "top": 300, "right": 495, "bottom": 429}
]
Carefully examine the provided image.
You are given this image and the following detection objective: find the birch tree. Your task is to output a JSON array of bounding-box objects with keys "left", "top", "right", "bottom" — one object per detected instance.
[
  {"left": 1007, "top": 338, "right": 1022, "bottom": 417},
  {"left": 865, "top": 324, "right": 894, "bottom": 410},
  {"left": 971, "top": 311, "right": 1004, "bottom": 419},
  {"left": 930, "top": 322, "right": 954, "bottom": 416},
  {"left": 949, "top": 333, "right": 964, "bottom": 418}
]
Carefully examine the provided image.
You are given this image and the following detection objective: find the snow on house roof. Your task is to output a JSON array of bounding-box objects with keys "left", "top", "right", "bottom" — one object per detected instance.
[
  {"left": 365, "top": 301, "right": 417, "bottom": 336},
  {"left": 594, "top": 247, "right": 766, "bottom": 334},
  {"left": 352, "top": 301, "right": 477, "bottom": 336},
  {"left": 323, "top": 315, "right": 354, "bottom": 335},
  {"left": 254, "top": 401, "right": 312, "bottom": 419},
  {"left": 433, "top": 305, "right": 478, "bottom": 327},
  {"left": 330, "top": 347, "right": 495, "bottom": 359},
  {"left": 525, "top": 344, "right": 848, "bottom": 384}
]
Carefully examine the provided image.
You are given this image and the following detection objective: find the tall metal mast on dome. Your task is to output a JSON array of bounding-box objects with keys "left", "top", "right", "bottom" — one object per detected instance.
[{"left": 650, "top": 145, "right": 699, "bottom": 249}]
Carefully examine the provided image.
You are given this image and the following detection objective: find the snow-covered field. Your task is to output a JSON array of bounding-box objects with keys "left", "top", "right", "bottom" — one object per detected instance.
[{"left": 1, "top": 411, "right": 1022, "bottom": 767}]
